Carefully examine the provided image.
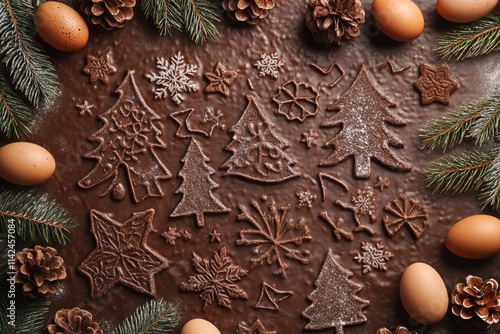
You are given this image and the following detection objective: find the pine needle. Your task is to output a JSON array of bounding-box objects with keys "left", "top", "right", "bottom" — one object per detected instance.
[
  {"left": 182, "top": 0, "right": 220, "bottom": 44},
  {"left": 140, "top": 0, "right": 183, "bottom": 36},
  {"left": 0, "top": 66, "right": 32, "bottom": 138},
  {"left": 420, "top": 89, "right": 500, "bottom": 151},
  {"left": 424, "top": 150, "right": 495, "bottom": 194},
  {"left": 112, "top": 299, "right": 180, "bottom": 334},
  {"left": 0, "top": 0, "right": 59, "bottom": 107},
  {"left": 0, "top": 295, "right": 50, "bottom": 334},
  {"left": 479, "top": 149, "right": 500, "bottom": 212},
  {"left": 435, "top": 14, "right": 500, "bottom": 60},
  {"left": 0, "top": 188, "right": 77, "bottom": 245}
]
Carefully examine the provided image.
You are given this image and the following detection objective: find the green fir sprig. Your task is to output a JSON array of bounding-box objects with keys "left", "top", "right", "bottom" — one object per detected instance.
[
  {"left": 0, "top": 188, "right": 77, "bottom": 245},
  {"left": 422, "top": 89, "right": 500, "bottom": 212},
  {"left": 435, "top": 14, "right": 500, "bottom": 60},
  {"left": 140, "top": 0, "right": 220, "bottom": 44},
  {"left": 0, "top": 292, "right": 50, "bottom": 334},
  {"left": 112, "top": 299, "right": 180, "bottom": 334},
  {"left": 0, "top": 0, "right": 59, "bottom": 107},
  {"left": 0, "top": 66, "right": 33, "bottom": 138},
  {"left": 421, "top": 89, "right": 500, "bottom": 151}
]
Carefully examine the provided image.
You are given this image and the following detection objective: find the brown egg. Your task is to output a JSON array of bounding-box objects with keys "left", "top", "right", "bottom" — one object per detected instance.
[
  {"left": 33, "top": 1, "right": 89, "bottom": 52},
  {"left": 0, "top": 142, "right": 56, "bottom": 186},
  {"left": 445, "top": 214, "right": 500, "bottom": 259},
  {"left": 400, "top": 262, "right": 448, "bottom": 325},
  {"left": 372, "top": 0, "right": 425, "bottom": 42},
  {"left": 181, "top": 318, "right": 221, "bottom": 334},
  {"left": 437, "top": 0, "right": 498, "bottom": 23}
]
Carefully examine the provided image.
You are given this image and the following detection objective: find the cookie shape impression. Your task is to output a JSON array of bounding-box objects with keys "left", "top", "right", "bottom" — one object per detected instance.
[
  {"left": 414, "top": 63, "right": 458, "bottom": 105},
  {"left": 221, "top": 95, "right": 300, "bottom": 182},
  {"left": 78, "top": 209, "right": 168, "bottom": 298},
  {"left": 320, "top": 64, "right": 411, "bottom": 178},
  {"left": 170, "top": 138, "right": 230, "bottom": 227},
  {"left": 78, "top": 71, "right": 171, "bottom": 203},
  {"left": 83, "top": 51, "right": 117, "bottom": 85},
  {"left": 303, "top": 251, "right": 369, "bottom": 333}
]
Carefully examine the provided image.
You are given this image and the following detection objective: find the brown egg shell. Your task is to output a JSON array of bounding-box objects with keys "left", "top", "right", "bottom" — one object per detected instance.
[
  {"left": 33, "top": 1, "right": 89, "bottom": 52},
  {"left": 0, "top": 142, "right": 56, "bottom": 186},
  {"left": 180, "top": 318, "right": 221, "bottom": 334},
  {"left": 436, "top": 0, "right": 498, "bottom": 23},
  {"left": 372, "top": 0, "right": 425, "bottom": 42},
  {"left": 399, "top": 262, "right": 448, "bottom": 325},
  {"left": 445, "top": 214, "right": 500, "bottom": 259}
]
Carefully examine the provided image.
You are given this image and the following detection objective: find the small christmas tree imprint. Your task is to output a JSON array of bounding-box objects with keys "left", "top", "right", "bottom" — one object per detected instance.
[
  {"left": 221, "top": 95, "right": 300, "bottom": 183},
  {"left": 170, "top": 138, "right": 230, "bottom": 227},
  {"left": 302, "top": 251, "right": 369, "bottom": 334},
  {"left": 78, "top": 70, "right": 171, "bottom": 203},
  {"left": 320, "top": 65, "right": 411, "bottom": 178}
]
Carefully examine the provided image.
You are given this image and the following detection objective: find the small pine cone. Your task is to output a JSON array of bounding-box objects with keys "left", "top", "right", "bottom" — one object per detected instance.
[
  {"left": 451, "top": 275, "right": 500, "bottom": 331},
  {"left": 14, "top": 245, "right": 67, "bottom": 298},
  {"left": 80, "top": 0, "right": 135, "bottom": 30},
  {"left": 222, "top": 0, "right": 275, "bottom": 25},
  {"left": 305, "top": 0, "right": 365, "bottom": 46},
  {"left": 376, "top": 326, "right": 418, "bottom": 334},
  {"left": 47, "top": 307, "right": 103, "bottom": 334}
]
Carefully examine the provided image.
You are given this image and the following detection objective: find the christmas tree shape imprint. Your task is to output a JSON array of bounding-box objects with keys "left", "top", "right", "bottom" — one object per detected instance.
[
  {"left": 78, "top": 70, "right": 171, "bottom": 202},
  {"left": 302, "top": 250, "right": 370, "bottom": 334},
  {"left": 320, "top": 65, "right": 411, "bottom": 178},
  {"left": 221, "top": 95, "right": 300, "bottom": 182},
  {"left": 170, "top": 138, "right": 230, "bottom": 227}
]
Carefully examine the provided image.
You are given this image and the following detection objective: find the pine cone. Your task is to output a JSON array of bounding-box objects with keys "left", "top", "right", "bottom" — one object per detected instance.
[
  {"left": 80, "top": 0, "right": 135, "bottom": 30},
  {"left": 305, "top": 0, "right": 365, "bottom": 46},
  {"left": 222, "top": 0, "right": 275, "bottom": 25},
  {"left": 376, "top": 326, "right": 418, "bottom": 334},
  {"left": 47, "top": 307, "right": 103, "bottom": 334},
  {"left": 451, "top": 275, "right": 500, "bottom": 331},
  {"left": 14, "top": 245, "right": 67, "bottom": 298}
]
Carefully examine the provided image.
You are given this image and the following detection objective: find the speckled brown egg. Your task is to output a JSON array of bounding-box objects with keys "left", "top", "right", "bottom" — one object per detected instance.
[
  {"left": 0, "top": 142, "right": 56, "bottom": 186},
  {"left": 372, "top": 0, "right": 425, "bottom": 42},
  {"left": 180, "top": 318, "right": 221, "bottom": 334},
  {"left": 445, "top": 214, "right": 500, "bottom": 259},
  {"left": 437, "top": 0, "right": 498, "bottom": 23},
  {"left": 33, "top": 1, "right": 88, "bottom": 52},
  {"left": 400, "top": 262, "right": 448, "bottom": 325}
]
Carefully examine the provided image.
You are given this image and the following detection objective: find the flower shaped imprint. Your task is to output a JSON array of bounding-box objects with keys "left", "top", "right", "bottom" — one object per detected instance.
[
  {"left": 273, "top": 80, "right": 320, "bottom": 122},
  {"left": 414, "top": 63, "right": 458, "bottom": 105}
]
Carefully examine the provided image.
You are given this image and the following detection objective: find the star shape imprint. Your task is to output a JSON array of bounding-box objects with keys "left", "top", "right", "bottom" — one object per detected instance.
[
  {"left": 414, "top": 63, "right": 458, "bottom": 105},
  {"left": 78, "top": 209, "right": 168, "bottom": 298}
]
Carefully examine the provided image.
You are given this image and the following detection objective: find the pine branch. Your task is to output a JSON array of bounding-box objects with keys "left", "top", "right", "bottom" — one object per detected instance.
[
  {"left": 140, "top": 0, "right": 220, "bottom": 44},
  {"left": 420, "top": 89, "right": 500, "bottom": 151},
  {"left": 30, "top": 0, "right": 45, "bottom": 7},
  {"left": 0, "top": 292, "right": 50, "bottom": 334},
  {"left": 0, "top": 0, "right": 59, "bottom": 107},
  {"left": 0, "top": 66, "right": 33, "bottom": 138},
  {"left": 435, "top": 14, "right": 500, "bottom": 60},
  {"left": 479, "top": 151, "right": 500, "bottom": 212},
  {"left": 140, "top": 0, "right": 183, "bottom": 36},
  {"left": 182, "top": 0, "right": 220, "bottom": 44},
  {"left": 0, "top": 188, "right": 77, "bottom": 245},
  {"left": 424, "top": 149, "right": 495, "bottom": 195},
  {"left": 112, "top": 299, "right": 180, "bottom": 334}
]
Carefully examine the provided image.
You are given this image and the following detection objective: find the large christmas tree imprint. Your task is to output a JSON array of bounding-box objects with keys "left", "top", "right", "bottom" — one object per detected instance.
[
  {"left": 221, "top": 95, "right": 300, "bottom": 182},
  {"left": 170, "top": 138, "right": 230, "bottom": 227},
  {"left": 78, "top": 71, "right": 171, "bottom": 202},
  {"left": 320, "top": 65, "right": 411, "bottom": 178},
  {"left": 302, "top": 251, "right": 369, "bottom": 334}
]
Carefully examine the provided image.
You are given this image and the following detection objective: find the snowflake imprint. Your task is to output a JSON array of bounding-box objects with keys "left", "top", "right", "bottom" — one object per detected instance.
[
  {"left": 335, "top": 185, "right": 377, "bottom": 235},
  {"left": 296, "top": 190, "right": 317, "bottom": 210},
  {"left": 254, "top": 52, "right": 284, "bottom": 79},
  {"left": 146, "top": 51, "right": 199, "bottom": 105},
  {"left": 354, "top": 241, "right": 393, "bottom": 274}
]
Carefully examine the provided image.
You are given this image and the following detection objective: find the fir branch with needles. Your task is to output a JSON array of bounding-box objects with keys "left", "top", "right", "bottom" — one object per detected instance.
[
  {"left": 435, "top": 14, "right": 500, "bottom": 60},
  {"left": 112, "top": 299, "right": 180, "bottom": 334},
  {"left": 420, "top": 89, "right": 500, "bottom": 151},
  {"left": 0, "top": 0, "right": 59, "bottom": 107},
  {"left": 140, "top": 0, "right": 220, "bottom": 44},
  {"left": 0, "top": 292, "right": 50, "bottom": 334},
  {"left": 0, "top": 188, "right": 77, "bottom": 245},
  {"left": 0, "top": 66, "right": 33, "bottom": 138}
]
